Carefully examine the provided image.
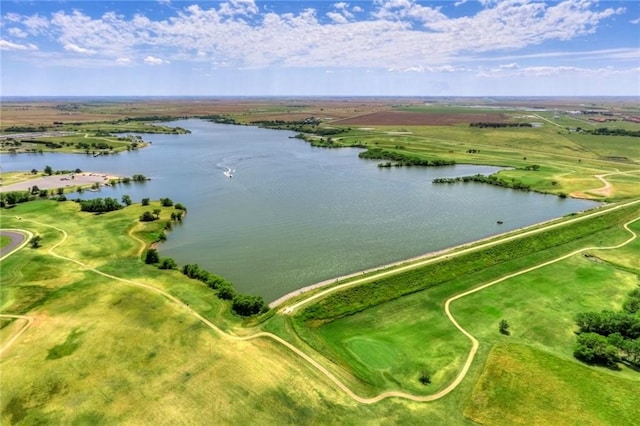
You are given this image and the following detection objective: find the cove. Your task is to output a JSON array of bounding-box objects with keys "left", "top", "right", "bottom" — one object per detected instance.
[{"left": 1, "top": 119, "right": 598, "bottom": 302}]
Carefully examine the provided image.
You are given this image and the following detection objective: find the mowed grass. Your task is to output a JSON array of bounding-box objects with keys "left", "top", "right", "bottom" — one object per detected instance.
[{"left": 464, "top": 343, "right": 640, "bottom": 425}]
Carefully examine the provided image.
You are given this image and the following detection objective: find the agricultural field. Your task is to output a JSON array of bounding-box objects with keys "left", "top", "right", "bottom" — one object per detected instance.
[{"left": 1, "top": 98, "right": 640, "bottom": 424}]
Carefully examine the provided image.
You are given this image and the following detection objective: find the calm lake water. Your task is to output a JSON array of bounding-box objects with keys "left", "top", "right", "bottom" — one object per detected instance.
[{"left": 1, "top": 120, "right": 597, "bottom": 301}]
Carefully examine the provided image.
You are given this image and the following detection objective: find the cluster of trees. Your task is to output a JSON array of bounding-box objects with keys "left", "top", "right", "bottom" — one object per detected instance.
[
  {"left": 143, "top": 248, "right": 177, "bottom": 270},
  {"left": 360, "top": 148, "right": 455, "bottom": 167},
  {"left": 251, "top": 118, "right": 349, "bottom": 138},
  {"left": 78, "top": 197, "right": 123, "bottom": 213},
  {"left": 204, "top": 115, "right": 240, "bottom": 125},
  {"left": 0, "top": 191, "right": 33, "bottom": 207},
  {"left": 433, "top": 174, "right": 532, "bottom": 191},
  {"left": 139, "top": 199, "right": 185, "bottom": 222},
  {"left": 577, "top": 127, "right": 640, "bottom": 137},
  {"left": 4, "top": 125, "right": 49, "bottom": 132},
  {"left": 139, "top": 210, "right": 160, "bottom": 222},
  {"left": 469, "top": 122, "right": 533, "bottom": 128},
  {"left": 573, "top": 286, "right": 640, "bottom": 367},
  {"left": 181, "top": 263, "right": 267, "bottom": 316}
]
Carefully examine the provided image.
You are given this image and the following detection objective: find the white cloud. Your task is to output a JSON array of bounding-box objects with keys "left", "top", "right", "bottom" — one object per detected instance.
[
  {"left": 7, "top": 27, "right": 28, "bottom": 38},
  {"left": 631, "top": 17, "right": 640, "bottom": 25},
  {"left": 64, "top": 43, "right": 96, "bottom": 54},
  {"left": 116, "top": 57, "right": 132, "bottom": 64},
  {"left": 327, "top": 12, "right": 349, "bottom": 24},
  {"left": 471, "top": 48, "right": 640, "bottom": 64},
  {"left": 0, "top": 0, "right": 627, "bottom": 72},
  {"left": 144, "top": 55, "right": 170, "bottom": 65},
  {"left": 478, "top": 64, "right": 640, "bottom": 78},
  {"left": 0, "top": 39, "right": 37, "bottom": 50}
]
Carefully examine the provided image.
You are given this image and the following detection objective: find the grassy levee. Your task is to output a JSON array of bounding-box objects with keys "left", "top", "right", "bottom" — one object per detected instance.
[
  {"left": 295, "top": 204, "right": 639, "bottom": 324},
  {"left": 276, "top": 203, "right": 640, "bottom": 398}
]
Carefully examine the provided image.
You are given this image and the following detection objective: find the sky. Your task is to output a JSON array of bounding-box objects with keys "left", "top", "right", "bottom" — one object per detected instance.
[{"left": 1, "top": 0, "right": 638, "bottom": 97}]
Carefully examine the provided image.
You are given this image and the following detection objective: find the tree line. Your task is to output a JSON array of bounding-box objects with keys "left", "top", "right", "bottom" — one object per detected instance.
[
  {"left": 577, "top": 127, "right": 640, "bottom": 137},
  {"left": 359, "top": 148, "right": 455, "bottom": 167},
  {"left": 573, "top": 285, "right": 640, "bottom": 368},
  {"left": 165, "top": 261, "right": 267, "bottom": 316},
  {"left": 432, "top": 174, "right": 532, "bottom": 191},
  {"left": 469, "top": 122, "right": 533, "bottom": 128}
]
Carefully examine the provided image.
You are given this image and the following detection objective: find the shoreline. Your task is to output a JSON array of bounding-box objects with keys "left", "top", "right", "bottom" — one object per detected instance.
[
  {"left": 0, "top": 171, "right": 121, "bottom": 193},
  {"left": 268, "top": 204, "right": 604, "bottom": 308}
]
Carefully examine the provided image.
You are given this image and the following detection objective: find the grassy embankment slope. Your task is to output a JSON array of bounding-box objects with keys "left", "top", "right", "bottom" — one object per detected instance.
[{"left": 2, "top": 100, "right": 640, "bottom": 423}]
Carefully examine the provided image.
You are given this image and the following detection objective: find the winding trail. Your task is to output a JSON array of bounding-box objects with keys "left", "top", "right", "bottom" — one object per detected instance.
[
  {"left": 1, "top": 200, "right": 639, "bottom": 403},
  {"left": 570, "top": 169, "right": 640, "bottom": 199}
]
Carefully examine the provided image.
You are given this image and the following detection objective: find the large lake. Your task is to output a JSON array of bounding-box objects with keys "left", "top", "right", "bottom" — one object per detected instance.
[{"left": 1, "top": 119, "right": 597, "bottom": 302}]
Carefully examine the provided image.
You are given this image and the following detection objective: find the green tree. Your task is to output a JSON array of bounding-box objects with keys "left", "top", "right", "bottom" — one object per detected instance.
[
  {"left": 158, "top": 257, "right": 177, "bottom": 270},
  {"left": 139, "top": 211, "right": 156, "bottom": 222},
  {"left": 44, "top": 165, "right": 53, "bottom": 175},
  {"left": 217, "top": 282, "right": 236, "bottom": 300},
  {"left": 574, "top": 332, "right": 619, "bottom": 366},
  {"left": 153, "top": 208, "right": 161, "bottom": 219},
  {"left": 418, "top": 370, "right": 431, "bottom": 385},
  {"left": 160, "top": 198, "right": 173, "bottom": 207},
  {"left": 141, "top": 198, "right": 150, "bottom": 206},
  {"left": 144, "top": 248, "right": 160, "bottom": 264},
  {"left": 30, "top": 235, "right": 42, "bottom": 249},
  {"left": 499, "top": 319, "right": 510, "bottom": 336},
  {"left": 121, "top": 194, "right": 132, "bottom": 206},
  {"left": 231, "top": 294, "right": 266, "bottom": 316}
]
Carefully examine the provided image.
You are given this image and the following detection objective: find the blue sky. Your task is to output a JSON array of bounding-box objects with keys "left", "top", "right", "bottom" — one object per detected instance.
[{"left": 1, "top": 0, "right": 638, "bottom": 96}]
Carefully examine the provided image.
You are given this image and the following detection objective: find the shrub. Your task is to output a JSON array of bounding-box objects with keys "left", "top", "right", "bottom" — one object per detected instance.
[
  {"left": 231, "top": 294, "right": 267, "bottom": 316},
  {"left": 144, "top": 248, "right": 160, "bottom": 264},
  {"left": 158, "top": 257, "right": 177, "bottom": 270},
  {"left": 139, "top": 211, "right": 156, "bottom": 222}
]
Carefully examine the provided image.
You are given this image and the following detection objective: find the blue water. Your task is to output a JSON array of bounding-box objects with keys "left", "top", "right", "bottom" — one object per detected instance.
[{"left": 1, "top": 120, "right": 598, "bottom": 301}]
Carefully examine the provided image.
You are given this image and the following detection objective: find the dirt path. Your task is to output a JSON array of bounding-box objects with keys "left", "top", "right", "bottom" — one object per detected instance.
[
  {"left": 2, "top": 201, "right": 639, "bottom": 403},
  {"left": 570, "top": 170, "right": 640, "bottom": 199},
  {"left": 0, "top": 314, "right": 34, "bottom": 356}
]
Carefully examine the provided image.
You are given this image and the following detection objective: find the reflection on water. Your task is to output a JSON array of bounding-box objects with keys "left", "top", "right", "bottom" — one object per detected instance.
[{"left": 1, "top": 120, "right": 598, "bottom": 301}]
